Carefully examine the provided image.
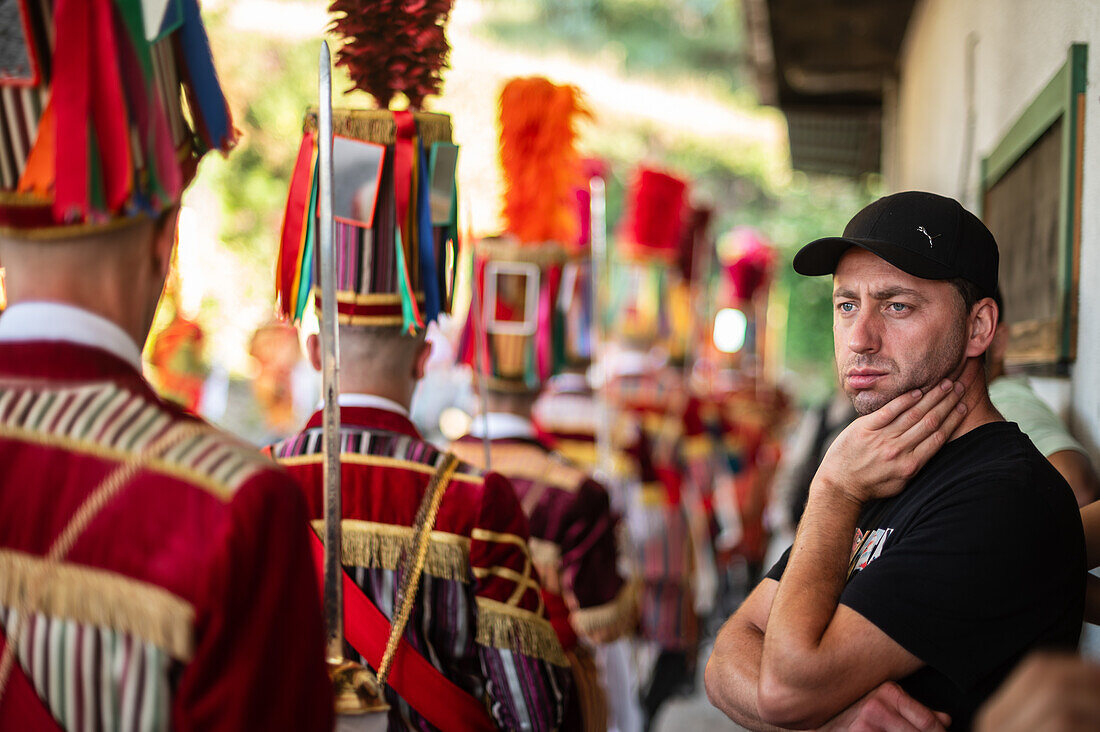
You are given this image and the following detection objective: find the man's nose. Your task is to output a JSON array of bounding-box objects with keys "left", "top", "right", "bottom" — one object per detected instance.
[{"left": 847, "top": 308, "right": 880, "bottom": 354}]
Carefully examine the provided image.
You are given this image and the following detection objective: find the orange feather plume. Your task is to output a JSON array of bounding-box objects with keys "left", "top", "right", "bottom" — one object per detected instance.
[{"left": 498, "top": 77, "right": 591, "bottom": 246}]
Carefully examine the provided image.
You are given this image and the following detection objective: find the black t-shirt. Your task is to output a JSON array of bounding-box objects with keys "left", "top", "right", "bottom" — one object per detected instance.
[{"left": 765, "top": 421, "right": 1085, "bottom": 730}]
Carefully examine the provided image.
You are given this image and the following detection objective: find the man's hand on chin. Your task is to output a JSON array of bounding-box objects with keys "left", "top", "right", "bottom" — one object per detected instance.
[
  {"left": 819, "top": 682, "right": 950, "bottom": 732},
  {"left": 813, "top": 377, "right": 970, "bottom": 506}
]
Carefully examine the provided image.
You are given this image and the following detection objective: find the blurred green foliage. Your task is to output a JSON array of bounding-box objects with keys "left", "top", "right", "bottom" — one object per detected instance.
[
  {"left": 482, "top": 0, "right": 881, "bottom": 403},
  {"left": 482, "top": 0, "right": 746, "bottom": 97}
]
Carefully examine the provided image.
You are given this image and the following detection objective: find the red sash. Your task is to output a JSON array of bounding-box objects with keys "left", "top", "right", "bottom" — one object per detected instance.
[
  {"left": 0, "top": 632, "right": 64, "bottom": 732},
  {"left": 309, "top": 533, "right": 495, "bottom": 732}
]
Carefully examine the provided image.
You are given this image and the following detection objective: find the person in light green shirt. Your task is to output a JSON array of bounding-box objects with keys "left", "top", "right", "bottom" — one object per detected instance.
[{"left": 988, "top": 297, "right": 1098, "bottom": 507}]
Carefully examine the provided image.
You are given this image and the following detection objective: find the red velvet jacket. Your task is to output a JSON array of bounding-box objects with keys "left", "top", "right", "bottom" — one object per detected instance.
[
  {"left": 451, "top": 434, "right": 635, "bottom": 645},
  {"left": 269, "top": 405, "right": 570, "bottom": 732},
  {"left": 0, "top": 341, "right": 332, "bottom": 731}
]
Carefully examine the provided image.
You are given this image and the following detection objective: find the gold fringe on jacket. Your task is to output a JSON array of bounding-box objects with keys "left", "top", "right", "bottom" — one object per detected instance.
[
  {"left": 0, "top": 549, "right": 195, "bottom": 660},
  {"left": 311, "top": 519, "right": 471, "bottom": 583},
  {"left": 570, "top": 579, "right": 639, "bottom": 643},
  {"left": 475, "top": 597, "right": 569, "bottom": 667}
]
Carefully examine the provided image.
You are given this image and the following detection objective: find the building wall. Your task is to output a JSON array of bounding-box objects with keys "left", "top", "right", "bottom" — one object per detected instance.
[{"left": 886, "top": 0, "right": 1100, "bottom": 457}]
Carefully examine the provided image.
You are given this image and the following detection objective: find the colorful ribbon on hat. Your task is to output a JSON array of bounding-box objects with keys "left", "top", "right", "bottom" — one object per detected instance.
[
  {"left": 277, "top": 132, "right": 319, "bottom": 322},
  {"left": 276, "top": 118, "right": 455, "bottom": 330},
  {"left": 36, "top": 0, "right": 237, "bottom": 227}
]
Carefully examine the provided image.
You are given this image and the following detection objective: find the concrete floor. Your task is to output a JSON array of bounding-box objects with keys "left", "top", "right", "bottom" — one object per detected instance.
[{"left": 649, "top": 641, "right": 749, "bottom": 732}]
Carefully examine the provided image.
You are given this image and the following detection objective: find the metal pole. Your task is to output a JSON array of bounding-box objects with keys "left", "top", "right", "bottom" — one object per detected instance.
[
  {"left": 464, "top": 202, "right": 492, "bottom": 470},
  {"left": 317, "top": 40, "right": 344, "bottom": 665},
  {"left": 589, "top": 176, "right": 613, "bottom": 481}
]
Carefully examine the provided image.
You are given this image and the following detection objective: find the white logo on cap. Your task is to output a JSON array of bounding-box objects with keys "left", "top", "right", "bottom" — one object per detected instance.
[{"left": 917, "top": 226, "right": 940, "bottom": 248}]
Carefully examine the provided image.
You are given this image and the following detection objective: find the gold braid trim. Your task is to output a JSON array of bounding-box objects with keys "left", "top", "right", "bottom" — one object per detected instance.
[
  {"left": 0, "top": 422, "right": 248, "bottom": 501},
  {"left": 0, "top": 550, "right": 195, "bottom": 661},
  {"left": 310, "top": 520, "right": 471, "bottom": 582},
  {"left": 0, "top": 212, "right": 154, "bottom": 242},
  {"left": 280, "top": 453, "right": 484, "bottom": 485},
  {"left": 475, "top": 597, "right": 569, "bottom": 668},
  {"left": 377, "top": 453, "right": 460, "bottom": 687},
  {"left": 475, "top": 236, "right": 567, "bottom": 265},
  {"left": 304, "top": 109, "right": 453, "bottom": 146},
  {"left": 570, "top": 579, "right": 639, "bottom": 643}
]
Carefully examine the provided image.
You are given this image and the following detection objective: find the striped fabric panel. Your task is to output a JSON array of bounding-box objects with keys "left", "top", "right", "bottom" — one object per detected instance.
[
  {"left": 271, "top": 425, "right": 483, "bottom": 482},
  {"left": 0, "top": 383, "right": 269, "bottom": 496},
  {"left": 343, "top": 565, "right": 568, "bottom": 732},
  {"left": 335, "top": 222, "right": 359, "bottom": 292},
  {"left": 0, "top": 86, "right": 41, "bottom": 188},
  {"left": 343, "top": 565, "right": 482, "bottom": 732},
  {"left": 373, "top": 148, "right": 398, "bottom": 295},
  {"left": 0, "top": 607, "right": 175, "bottom": 732}
]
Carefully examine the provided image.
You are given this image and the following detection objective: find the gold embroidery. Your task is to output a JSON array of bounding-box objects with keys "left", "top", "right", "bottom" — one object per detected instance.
[
  {"left": 475, "top": 597, "right": 568, "bottom": 667},
  {"left": 309, "top": 519, "right": 471, "bottom": 582},
  {"left": 0, "top": 550, "right": 195, "bottom": 660},
  {"left": 278, "top": 453, "right": 484, "bottom": 485}
]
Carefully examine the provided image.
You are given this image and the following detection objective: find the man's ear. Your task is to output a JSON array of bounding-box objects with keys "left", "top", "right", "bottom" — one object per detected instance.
[
  {"left": 965, "top": 297, "right": 998, "bottom": 358},
  {"left": 412, "top": 339, "right": 433, "bottom": 381},
  {"left": 151, "top": 206, "right": 181, "bottom": 281},
  {"left": 306, "top": 333, "right": 322, "bottom": 372}
]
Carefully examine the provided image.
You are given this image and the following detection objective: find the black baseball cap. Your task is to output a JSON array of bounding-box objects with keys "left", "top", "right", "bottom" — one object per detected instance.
[{"left": 793, "top": 191, "right": 999, "bottom": 298}]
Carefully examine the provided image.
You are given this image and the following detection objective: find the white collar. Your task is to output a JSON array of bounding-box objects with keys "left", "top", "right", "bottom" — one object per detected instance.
[
  {"left": 329, "top": 392, "right": 410, "bottom": 418},
  {"left": 0, "top": 302, "right": 143, "bottom": 372},
  {"left": 467, "top": 412, "right": 537, "bottom": 440}
]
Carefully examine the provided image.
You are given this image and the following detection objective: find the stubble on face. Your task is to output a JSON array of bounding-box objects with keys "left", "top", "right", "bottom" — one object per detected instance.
[{"left": 844, "top": 318, "right": 966, "bottom": 415}]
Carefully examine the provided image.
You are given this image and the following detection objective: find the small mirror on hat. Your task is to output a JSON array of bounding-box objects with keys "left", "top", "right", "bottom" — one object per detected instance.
[
  {"left": 332, "top": 136, "right": 386, "bottom": 228},
  {"left": 483, "top": 261, "right": 541, "bottom": 337},
  {"left": 428, "top": 143, "right": 459, "bottom": 226},
  {"left": 0, "top": 0, "right": 42, "bottom": 87}
]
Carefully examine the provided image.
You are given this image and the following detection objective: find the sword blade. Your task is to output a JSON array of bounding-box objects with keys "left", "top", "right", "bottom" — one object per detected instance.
[{"left": 317, "top": 39, "right": 344, "bottom": 663}]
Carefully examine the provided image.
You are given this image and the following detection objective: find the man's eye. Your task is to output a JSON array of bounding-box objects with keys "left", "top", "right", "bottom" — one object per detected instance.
[
  {"left": 837, "top": 302, "right": 856, "bottom": 313},
  {"left": 887, "top": 302, "right": 910, "bottom": 313}
]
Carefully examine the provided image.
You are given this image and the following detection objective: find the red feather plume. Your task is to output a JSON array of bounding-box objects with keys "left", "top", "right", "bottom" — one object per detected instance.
[
  {"left": 621, "top": 166, "right": 688, "bottom": 257},
  {"left": 328, "top": 0, "right": 454, "bottom": 110}
]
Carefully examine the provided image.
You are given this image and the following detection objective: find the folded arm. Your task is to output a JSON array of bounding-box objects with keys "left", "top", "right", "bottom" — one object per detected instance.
[{"left": 707, "top": 380, "right": 968, "bottom": 729}]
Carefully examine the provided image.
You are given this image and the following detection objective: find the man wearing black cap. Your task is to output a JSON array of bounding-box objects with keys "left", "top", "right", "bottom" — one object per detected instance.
[{"left": 705, "top": 191, "right": 1084, "bottom": 730}]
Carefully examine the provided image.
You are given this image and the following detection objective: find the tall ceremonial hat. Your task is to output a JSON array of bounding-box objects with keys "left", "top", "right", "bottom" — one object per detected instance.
[
  {"left": 608, "top": 165, "right": 689, "bottom": 345},
  {"left": 276, "top": 0, "right": 459, "bottom": 332},
  {"left": 667, "top": 204, "right": 713, "bottom": 365},
  {"left": 557, "top": 157, "right": 605, "bottom": 370},
  {"left": 457, "top": 76, "right": 590, "bottom": 393},
  {"left": 0, "top": 0, "right": 237, "bottom": 239}
]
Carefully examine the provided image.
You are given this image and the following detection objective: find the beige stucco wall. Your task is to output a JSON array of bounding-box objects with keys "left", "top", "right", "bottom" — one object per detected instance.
[{"left": 885, "top": 0, "right": 1100, "bottom": 457}]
